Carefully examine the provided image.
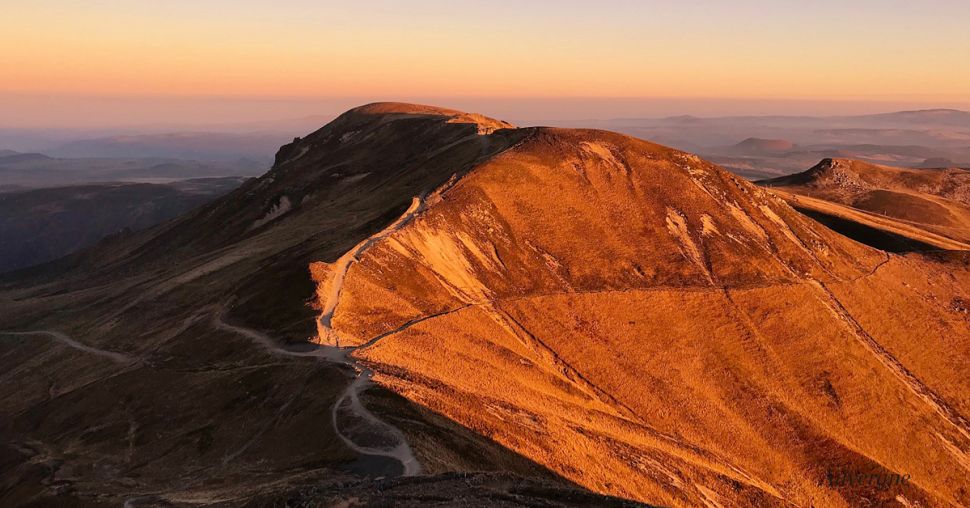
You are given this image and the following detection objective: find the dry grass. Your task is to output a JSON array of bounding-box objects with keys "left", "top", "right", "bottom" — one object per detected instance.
[{"left": 324, "top": 129, "right": 970, "bottom": 506}]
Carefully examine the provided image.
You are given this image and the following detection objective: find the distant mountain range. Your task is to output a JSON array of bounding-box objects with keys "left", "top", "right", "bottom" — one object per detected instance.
[
  {"left": 0, "top": 150, "right": 265, "bottom": 188},
  {"left": 483, "top": 109, "right": 957, "bottom": 179},
  {"left": 0, "top": 177, "right": 246, "bottom": 273},
  {"left": 48, "top": 132, "right": 294, "bottom": 161},
  {"left": 4, "top": 108, "right": 970, "bottom": 173},
  {"left": 858, "top": 108, "right": 970, "bottom": 126}
]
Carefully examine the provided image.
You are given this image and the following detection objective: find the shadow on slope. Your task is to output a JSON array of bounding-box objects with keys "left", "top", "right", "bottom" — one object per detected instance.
[
  {"left": 793, "top": 206, "right": 940, "bottom": 252},
  {"left": 0, "top": 339, "right": 647, "bottom": 507}
]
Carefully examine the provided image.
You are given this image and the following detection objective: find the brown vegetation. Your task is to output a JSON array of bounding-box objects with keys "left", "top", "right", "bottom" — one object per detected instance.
[
  {"left": 759, "top": 158, "right": 970, "bottom": 248},
  {"left": 321, "top": 119, "right": 970, "bottom": 506},
  {"left": 3, "top": 104, "right": 969, "bottom": 507}
]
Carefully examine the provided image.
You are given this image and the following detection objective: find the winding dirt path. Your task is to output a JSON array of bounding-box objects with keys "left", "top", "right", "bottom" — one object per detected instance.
[
  {"left": 213, "top": 317, "right": 347, "bottom": 362},
  {"left": 217, "top": 195, "right": 426, "bottom": 477},
  {"left": 215, "top": 313, "right": 421, "bottom": 475},
  {"left": 331, "top": 368, "right": 422, "bottom": 476},
  {"left": 0, "top": 330, "right": 132, "bottom": 364},
  {"left": 318, "top": 196, "right": 425, "bottom": 343}
]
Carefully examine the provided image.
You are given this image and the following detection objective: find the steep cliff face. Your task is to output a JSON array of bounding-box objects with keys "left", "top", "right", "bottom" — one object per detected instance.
[{"left": 318, "top": 124, "right": 970, "bottom": 506}]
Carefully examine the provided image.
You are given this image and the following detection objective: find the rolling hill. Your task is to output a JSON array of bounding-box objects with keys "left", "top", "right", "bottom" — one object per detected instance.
[
  {"left": 727, "top": 137, "right": 797, "bottom": 155},
  {"left": 50, "top": 132, "right": 292, "bottom": 162},
  {"left": 1, "top": 104, "right": 968, "bottom": 507},
  {"left": 584, "top": 109, "right": 970, "bottom": 179},
  {"left": 759, "top": 159, "right": 970, "bottom": 250},
  {"left": 0, "top": 153, "right": 265, "bottom": 189},
  {"left": 0, "top": 177, "right": 246, "bottom": 273}
]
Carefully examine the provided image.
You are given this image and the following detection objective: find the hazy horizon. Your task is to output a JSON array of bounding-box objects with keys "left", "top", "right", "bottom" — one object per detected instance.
[
  {"left": 5, "top": 94, "right": 970, "bottom": 131},
  {"left": 5, "top": 0, "right": 970, "bottom": 130},
  {"left": 4, "top": 3, "right": 970, "bottom": 506}
]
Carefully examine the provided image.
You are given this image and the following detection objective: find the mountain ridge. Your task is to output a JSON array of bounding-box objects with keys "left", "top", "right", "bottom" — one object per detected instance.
[
  {"left": 758, "top": 158, "right": 970, "bottom": 250},
  {"left": 303, "top": 108, "right": 970, "bottom": 505},
  {"left": 1, "top": 103, "right": 969, "bottom": 507}
]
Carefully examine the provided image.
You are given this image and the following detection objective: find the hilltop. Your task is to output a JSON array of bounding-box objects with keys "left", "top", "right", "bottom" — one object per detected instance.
[
  {"left": 1, "top": 104, "right": 969, "bottom": 507},
  {"left": 759, "top": 158, "right": 970, "bottom": 250},
  {"left": 316, "top": 116, "right": 970, "bottom": 506},
  {"left": 729, "top": 137, "right": 797, "bottom": 155}
]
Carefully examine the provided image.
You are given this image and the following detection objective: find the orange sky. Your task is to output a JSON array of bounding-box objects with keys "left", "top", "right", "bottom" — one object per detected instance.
[{"left": 3, "top": 1, "right": 970, "bottom": 125}]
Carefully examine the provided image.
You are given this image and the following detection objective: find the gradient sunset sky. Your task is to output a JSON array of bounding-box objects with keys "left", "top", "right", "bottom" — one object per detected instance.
[{"left": 4, "top": 0, "right": 970, "bottom": 127}]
